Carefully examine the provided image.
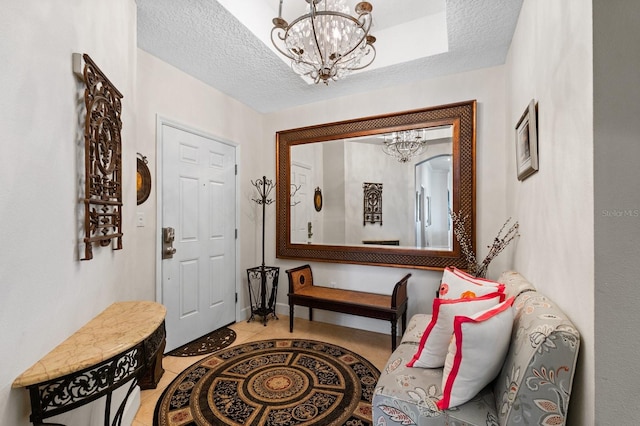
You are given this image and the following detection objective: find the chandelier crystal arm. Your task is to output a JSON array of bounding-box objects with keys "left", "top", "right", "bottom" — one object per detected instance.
[
  {"left": 308, "top": 11, "right": 327, "bottom": 72},
  {"left": 346, "top": 37, "right": 376, "bottom": 71},
  {"left": 314, "top": 11, "right": 374, "bottom": 68}
]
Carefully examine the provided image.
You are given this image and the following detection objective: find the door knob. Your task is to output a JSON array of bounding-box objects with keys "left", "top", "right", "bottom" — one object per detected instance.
[{"left": 162, "top": 227, "right": 176, "bottom": 259}]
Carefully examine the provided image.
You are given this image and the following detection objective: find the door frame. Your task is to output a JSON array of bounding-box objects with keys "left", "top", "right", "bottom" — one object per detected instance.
[{"left": 154, "top": 115, "right": 242, "bottom": 323}]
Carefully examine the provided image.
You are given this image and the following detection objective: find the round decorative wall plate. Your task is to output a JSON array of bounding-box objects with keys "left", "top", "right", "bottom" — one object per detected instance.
[
  {"left": 314, "top": 187, "right": 323, "bottom": 212},
  {"left": 137, "top": 157, "right": 151, "bottom": 205}
]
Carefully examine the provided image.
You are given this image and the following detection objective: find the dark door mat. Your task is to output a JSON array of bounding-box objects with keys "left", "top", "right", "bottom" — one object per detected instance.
[{"left": 166, "top": 326, "right": 237, "bottom": 357}]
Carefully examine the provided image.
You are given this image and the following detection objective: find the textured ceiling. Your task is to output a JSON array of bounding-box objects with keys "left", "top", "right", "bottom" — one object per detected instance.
[{"left": 137, "top": 0, "right": 523, "bottom": 114}]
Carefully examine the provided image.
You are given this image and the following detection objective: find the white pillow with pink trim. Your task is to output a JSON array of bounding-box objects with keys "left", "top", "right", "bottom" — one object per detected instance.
[
  {"left": 406, "top": 292, "right": 503, "bottom": 368},
  {"left": 436, "top": 297, "right": 515, "bottom": 410},
  {"left": 438, "top": 266, "right": 506, "bottom": 300}
]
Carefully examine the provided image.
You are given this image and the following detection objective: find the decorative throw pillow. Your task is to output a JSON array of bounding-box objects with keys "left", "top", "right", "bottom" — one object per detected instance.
[
  {"left": 438, "top": 266, "right": 506, "bottom": 300},
  {"left": 406, "top": 292, "right": 503, "bottom": 368},
  {"left": 436, "top": 297, "right": 515, "bottom": 410}
]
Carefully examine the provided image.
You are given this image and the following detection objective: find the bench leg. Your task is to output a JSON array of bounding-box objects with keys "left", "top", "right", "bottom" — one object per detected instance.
[
  {"left": 289, "top": 304, "right": 294, "bottom": 333},
  {"left": 402, "top": 311, "right": 407, "bottom": 334},
  {"left": 391, "top": 320, "right": 398, "bottom": 352}
]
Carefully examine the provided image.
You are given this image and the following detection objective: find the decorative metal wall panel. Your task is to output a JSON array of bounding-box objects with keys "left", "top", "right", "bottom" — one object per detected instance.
[
  {"left": 79, "top": 54, "right": 124, "bottom": 260},
  {"left": 363, "top": 182, "right": 383, "bottom": 225}
]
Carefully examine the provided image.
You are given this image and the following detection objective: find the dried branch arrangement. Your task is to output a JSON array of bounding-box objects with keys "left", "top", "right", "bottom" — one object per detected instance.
[{"left": 450, "top": 211, "right": 520, "bottom": 278}]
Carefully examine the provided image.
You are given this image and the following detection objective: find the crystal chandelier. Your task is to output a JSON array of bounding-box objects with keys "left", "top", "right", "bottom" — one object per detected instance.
[
  {"left": 271, "top": 0, "right": 376, "bottom": 85},
  {"left": 382, "top": 129, "right": 428, "bottom": 163}
]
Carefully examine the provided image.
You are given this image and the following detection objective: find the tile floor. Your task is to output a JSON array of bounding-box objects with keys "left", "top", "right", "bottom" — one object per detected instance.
[{"left": 132, "top": 315, "right": 392, "bottom": 425}]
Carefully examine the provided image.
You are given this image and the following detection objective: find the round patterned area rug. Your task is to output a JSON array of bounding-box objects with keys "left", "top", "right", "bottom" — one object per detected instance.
[{"left": 153, "top": 339, "right": 379, "bottom": 426}]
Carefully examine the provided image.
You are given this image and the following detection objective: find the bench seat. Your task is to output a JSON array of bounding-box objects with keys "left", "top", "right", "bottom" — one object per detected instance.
[{"left": 286, "top": 264, "right": 410, "bottom": 351}]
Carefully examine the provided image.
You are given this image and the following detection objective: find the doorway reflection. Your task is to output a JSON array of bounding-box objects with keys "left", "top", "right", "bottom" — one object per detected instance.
[{"left": 415, "top": 154, "right": 452, "bottom": 250}]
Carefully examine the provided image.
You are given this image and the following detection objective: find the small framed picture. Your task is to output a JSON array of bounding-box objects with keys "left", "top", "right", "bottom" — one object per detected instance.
[{"left": 515, "top": 99, "right": 539, "bottom": 181}]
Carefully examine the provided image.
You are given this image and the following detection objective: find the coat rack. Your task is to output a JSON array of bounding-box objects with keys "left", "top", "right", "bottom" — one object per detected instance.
[{"left": 246, "top": 176, "right": 280, "bottom": 325}]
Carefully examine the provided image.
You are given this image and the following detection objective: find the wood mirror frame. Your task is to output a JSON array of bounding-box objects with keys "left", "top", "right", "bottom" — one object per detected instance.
[{"left": 275, "top": 100, "right": 476, "bottom": 270}]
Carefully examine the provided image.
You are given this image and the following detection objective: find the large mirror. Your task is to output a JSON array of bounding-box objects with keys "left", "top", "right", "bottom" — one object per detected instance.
[{"left": 276, "top": 100, "right": 476, "bottom": 270}]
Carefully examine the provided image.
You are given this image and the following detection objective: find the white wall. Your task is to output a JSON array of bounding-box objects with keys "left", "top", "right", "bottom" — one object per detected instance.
[
  {"left": 264, "top": 66, "right": 508, "bottom": 333},
  {"left": 504, "top": 1, "right": 594, "bottom": 424},
  {"left": 593, "top": 1, "right": 640, "bottom": 424},
  {"left": 323, "top": 141, "right": 345, "bottom": 244},
  {"left": 0, "top": 1, "right": 138, "bottom": 424},
  {"left": 135, "top": 50, "right": 265, "bottom": 316}
]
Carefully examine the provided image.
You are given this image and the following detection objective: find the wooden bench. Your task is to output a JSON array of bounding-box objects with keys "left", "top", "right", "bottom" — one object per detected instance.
[{"left": 285, "top": 264, "right": 410, "bottom": 351}]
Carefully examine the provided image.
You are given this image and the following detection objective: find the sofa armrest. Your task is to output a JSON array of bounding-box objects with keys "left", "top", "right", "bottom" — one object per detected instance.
[
  {"left": 399, "top": 314, "right": 431, "bottom": 345},
  {"left": 494, "top": 290, "right": 580, "bottom": 426}
]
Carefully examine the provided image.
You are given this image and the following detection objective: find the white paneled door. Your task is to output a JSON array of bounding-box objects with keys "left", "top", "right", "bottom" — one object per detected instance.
[
  {"left": 291, "top": 162, "right": 312, "bottom": 244},
  {"left": 161, "top": 124, "right": 236, "bottom": 351}
]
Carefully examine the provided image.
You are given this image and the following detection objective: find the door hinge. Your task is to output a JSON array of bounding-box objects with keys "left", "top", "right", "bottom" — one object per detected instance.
[
  {"left": 235, "top": 164, "right": 238, "bottom": 175},
  {"left": 235, "top": 229, "right": 238, "bottom": 239},
  {"left": 235, "top": 292, "right": 238, "bottom": 303}
]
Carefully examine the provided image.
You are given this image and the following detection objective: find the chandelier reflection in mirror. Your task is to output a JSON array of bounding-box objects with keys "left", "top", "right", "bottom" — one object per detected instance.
[
  {"left": 382, "top": 129, "right": 428, "bottom": 163},
  {"left": 271, "top": 0, "right": 376, "bottom": 84}
]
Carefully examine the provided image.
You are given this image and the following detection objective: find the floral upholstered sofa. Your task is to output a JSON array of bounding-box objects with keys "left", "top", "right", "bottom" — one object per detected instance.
[{"left": 372, "top": 271, "right": 580, "bottom": 426}]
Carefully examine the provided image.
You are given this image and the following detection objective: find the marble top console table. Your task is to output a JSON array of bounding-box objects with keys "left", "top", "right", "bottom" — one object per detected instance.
[{"left": 13, "top": 301, "right": 166, "bottom": 426}]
